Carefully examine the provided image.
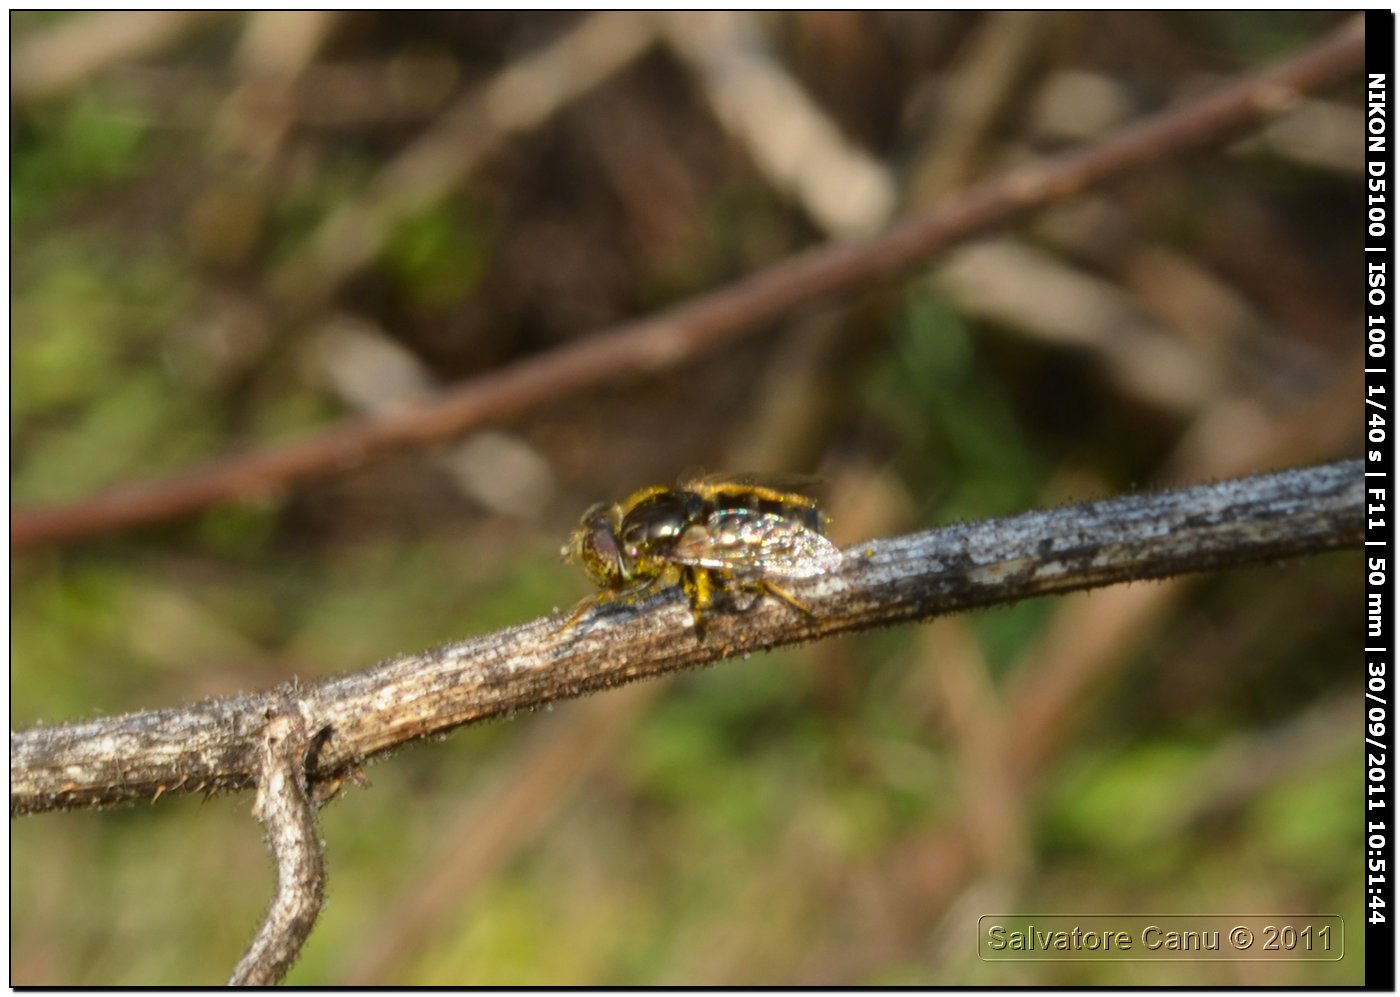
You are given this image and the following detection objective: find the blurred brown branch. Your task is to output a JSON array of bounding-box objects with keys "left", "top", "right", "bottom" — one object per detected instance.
[
  {"left": 8, "top": 16, "right": 1365, "bottom": 553},
  {"left": 11, "top": 460, "right": 1362, "bottom": 818}
]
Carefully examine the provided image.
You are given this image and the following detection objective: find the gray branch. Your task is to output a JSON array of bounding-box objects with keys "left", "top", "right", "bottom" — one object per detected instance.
[
  {"left": 11, "top": 460, "right": 1362, "bottom": 818},
  {"left": 227, "top": 702, "right": 327, "bottom": 987}
]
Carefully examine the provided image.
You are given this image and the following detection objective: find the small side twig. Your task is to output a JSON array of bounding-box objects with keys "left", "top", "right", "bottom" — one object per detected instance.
[
  {"left": 227, "top": 703, "right": 327, "bottom": 987},
  {"left": 10, "top": 460, "right": 1362, "bottom": 818}
]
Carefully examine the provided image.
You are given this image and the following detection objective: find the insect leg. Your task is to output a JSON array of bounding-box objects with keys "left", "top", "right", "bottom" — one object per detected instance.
[
  {"left": 558, "top": 579, "right": 655, "bottom": 634},
  {"left": 558, "top": 592, "right": 609, "bottom": 632},
  {"left": 757, "top": 579, "right": 815, "bottom": 620},
  {"left": 559, "top": 565, "right": 686, "bottom": 635},
  {"left": 681, "top": 566, "right": 720, "bottom": 641}
]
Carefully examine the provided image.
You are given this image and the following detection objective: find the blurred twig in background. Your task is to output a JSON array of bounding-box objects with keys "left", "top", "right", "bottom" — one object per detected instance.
[
  {"left": 273, "top": 11, "right": 659, "bottom": 309},
  {"left": 10, "top": 10, "right": 226, "bottom": 102}
]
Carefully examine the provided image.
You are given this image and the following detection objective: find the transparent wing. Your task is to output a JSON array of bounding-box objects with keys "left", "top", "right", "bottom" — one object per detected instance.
[{"left": 670, "top": 509, "right": 842, "bottom": 578}]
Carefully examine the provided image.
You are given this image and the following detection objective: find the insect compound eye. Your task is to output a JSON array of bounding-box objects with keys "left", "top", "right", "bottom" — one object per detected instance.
[{"left": 572, "top": 504, "right": 627, "bottom": 589}]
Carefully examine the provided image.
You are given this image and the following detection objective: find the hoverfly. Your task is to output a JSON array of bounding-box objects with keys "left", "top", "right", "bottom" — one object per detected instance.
[{"left": 561, "top": 474, "right": 843, "bottom": 639}]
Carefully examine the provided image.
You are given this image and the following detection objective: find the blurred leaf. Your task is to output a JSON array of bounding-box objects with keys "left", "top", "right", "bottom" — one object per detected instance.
[
  {"left": 12, "top": 91, "right": 152, "bottom": 228},
  {"left": 865, "top": 286, "right": 1044, "bottom": 524},
  {"left": 1046, "top": 741, "right": 1209, "bottom": 869},
  {"left": 381, "top": 200, "right": 492, "bottom": 311}
]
